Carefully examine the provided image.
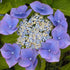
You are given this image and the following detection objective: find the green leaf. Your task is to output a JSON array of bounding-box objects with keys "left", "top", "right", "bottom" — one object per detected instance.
[
  {"left": 15, "top": 64, "right": 25, "bottom": 70},
  {"left": 64, "top": 56, "right": 70, "bottom": 61},
  {"left": 1, "top": 32, "right": 19, "bottom": 44},
  {"left": 10, "top": 0, "right": 39, "bottom": 8},
  {"left": 0, "top": 0, "right": 12, "bottom": 14},
  {"left": 15, "top": 56, "right": 46, "bottom": 70},
  {"left": 0, "top": 0, "right": 40, "bottom": 14},
  {"left": 0, "top": 15, "right": 4, "bottom": 20},
  {"left": 40, "top": 58, "right": 46, "bottom": 70},
  {"left": 41, "top": 0, "right": 53, "bottom": 5},
  {"left": 38, "top": 55, "right": 46, "bottom": 70},
  {"left": 61, "top": 63, "right": 70, "bottom": 70},
  {"left": 52, "top": 0, "right": 70, "bottom": 16},
  {"left": 0, "top": 56, "right": 8, "bottom": 70},
  {"left": 60, "top": 46, "right": 70, "bottom": 60},
  {"left": 35, "top": 56, "right": 41, "bottom": 70},
  {"left": 61, "top": 46, "right": 70, "bottom": 55}
]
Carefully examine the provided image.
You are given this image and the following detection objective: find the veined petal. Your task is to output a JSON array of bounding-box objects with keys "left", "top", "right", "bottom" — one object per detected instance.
[
  {"left": 47, "top": 15, "right": 54, "bottom": 24},
  {"left": 12, "top": 43, "right": 21, "bottom": 60},
  {"left": 30, "top": 1, "right": 53, "bottom": 15},
  {"left": 52, "top": 25, "right": 67, "bottom": 40},
  {"left": 18, "top": 58, "right": 31, "bottom": 67},
  {"left": 58, "top": 33, "right": 70, "bottom": 49},
  {"left": 10, "top": 5, "right": 31, "bottom": 18},
  {"left": 26, "top": 59, "right": 38, "bottom": 70},
  {"left": 38, "top": 50, "right": 51, "bottom": 59},
  {"left": 6, "top": 56, "right": 18, "bottom": 68},
  {"left": 0, "top": 14, "right": 18, "bottom": 35},
  {"left": 46, "top": 50, "right": 60, "bottom": 62}
]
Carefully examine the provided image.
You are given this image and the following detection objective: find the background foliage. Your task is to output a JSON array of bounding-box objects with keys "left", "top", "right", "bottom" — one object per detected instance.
[{"left": 0, "top": 0, "right": 70, "bottom": 70}]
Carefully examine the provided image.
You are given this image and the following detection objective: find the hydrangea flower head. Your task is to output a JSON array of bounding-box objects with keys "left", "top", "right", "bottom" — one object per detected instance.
[
  {"left": 0, "top": 14, "right": 19, "bottom": 35},
  {"left": 52, "top": 25, "right": 70, "bottom": 49},
  {"left": 0, "top": 1, "right": 70, "bottom": 70},
  {"left": 48, "top": 10, "right": 68, "bottom": 30},
  {"left": 10, "top": 5, "right": 32, "bottom": 18},
  {"left": 1, "top": 43, "right": 21, "bottom": 68},
  {"left": 39, "top": 39, "right": 60, "bottom": 62},
  {"left": 16, "top": 13, "right": 53, "bottom": 49},
  {"left": 18, "top": 49, "right": 38, "bottom": 70},
  {"left": 30, "top": 1, "right": 53, "bottom": 15}
]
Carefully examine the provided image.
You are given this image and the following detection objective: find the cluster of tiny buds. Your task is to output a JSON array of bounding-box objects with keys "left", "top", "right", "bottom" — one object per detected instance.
[{"left": 16, "top": 13, "right": 53, "bottom": 49}]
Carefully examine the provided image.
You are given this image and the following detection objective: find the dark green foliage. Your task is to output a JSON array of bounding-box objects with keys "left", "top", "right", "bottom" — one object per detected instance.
[
  {"left": 0, "top": 0, "right": 12, "bottom": 14},
  {"left": 52, "top": 0, "right": 70, "bottom": 16},
  {"left": 15, "top": 64, "right": 25, "bottom": 70},
  {"left": 0, "top": 56, "right": 9, "bottom": 70},
  {"left": 0, "top": 0, "right": 70, "bottom": 70},
  {"left": 61, "top": 63, "right": 70, "bottom": 70},
  {"left": 0, "top": 32, "right": 19, "bottom": 44}
]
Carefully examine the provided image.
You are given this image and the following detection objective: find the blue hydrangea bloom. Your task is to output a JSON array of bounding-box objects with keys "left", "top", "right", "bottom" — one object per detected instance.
[
  {"left": 0, "top": 14, "right": 19, "bottom": 35},
  {"left": 26, "top": 59, "right": 38, "bottom": 70},
  {"left": 47, "top": 10, "right": 68, "bottom": 30},
  {"left": 30, "top": 1, "right": 53, "bottom": 15},
  {"left": 39, "top": 39, "right": 60, "bottom": 62},
  {"left": 1, "top": 43, "right": 21, "bottom": 68},
  {"left": 18, "top": 49, "right": 38, "bottom": 70},
  {"left": 0, "top": 1, "right": 70, "bottom": 69},
  {"left": 10, "top": 5, "right": 32, "bottom": 18},
  {"left": 52, "top": 25, "right": 70, "bottom": 49}
]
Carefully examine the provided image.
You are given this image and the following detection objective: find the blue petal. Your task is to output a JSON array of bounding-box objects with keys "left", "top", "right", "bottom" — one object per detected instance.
[
  {"left": 18, "top": 57, "right": 31, "bottom": 67},
  {"left": 40, "top": 39, "right": 59, "bottom": 54},
  {"left": 24, "top": 9, "right": 32, "bottom": 18},
  {"left": 54, "top": 10, "right": 66, "bottom": 21},
  {"left": 0, "top": 14, "right": 19, "bottom": 35},
  {"left": 26, "top": 59, "right": 38, "bottom": 70},
  {"left": 10, "top": 5, "right": 32, "bottom": 18},
  {"left": 16, "top": 5, "right": 28, "bottom": 12},
  {"left": 1, "top": 49, "right": 11, "bottom": 59},
  {"left": 52, "top": 25, "right": 67, "bottom": 40},
  {"left": 18, "top": 49, "right": 38, "bottom": 68},
  {"left": 21, "top": 49, "right": 37, "bottom": 62},
  {"left": 6, "top": 56, "right": 18, "bottom": 68},
  {"left": 47, "top": 15, "right": 54, "bottom": 24},
  {"left": 46, "top": 50, "right": 60, "bottom": 62},
  {"left": 52, "top": 25, "right": 70, "bottom": 49},
  {"left": 2, "top": 43, "right": 14, "bottom": 52},
  {"left": 12, "top": 43, "right": 21, "bottom": 60},
  {"left": 48, "top": 10, "right": 68, "bottom": 30},
  {"left": 57, "top": 33, "right": 70, "bottom": 49},
  {"left": 30, "top": 1, "right": 53, "bottom": 15},
  {"left": 39, "top": 50, "right": 51, "bottom": 59}
]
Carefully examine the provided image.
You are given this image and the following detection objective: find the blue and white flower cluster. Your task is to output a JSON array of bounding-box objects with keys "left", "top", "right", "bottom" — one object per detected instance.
[
  {"left": 0, "top": 1, "right": 70, "bottom": 70},
  {"left": 16, "top": 13, "right": 53, "bottom": 49}
]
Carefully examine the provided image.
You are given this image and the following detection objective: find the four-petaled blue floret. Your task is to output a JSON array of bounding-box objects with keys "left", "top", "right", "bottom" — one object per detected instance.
[
  {"left": 18, "top": 49, "right": 38, "bottom": 70},
  {"left": 47, "top": 10, "right": 68, "bottom": 31},
  {"left": 10, "top": 5, "right": 32, "bottom": 18},
  {"left": 0, "top": 1, "right": 70, "bottom": 70},
  {"left": 30, "top": 1, "right": 53, "bottom": 15},
  {"left": 39, "top": 39, "right": 60, "bottom": 62},
  {"left": 0, "top": 14, "right": 19, "bottom": 35},
  {"left": 1, "top": 43, "right": 21, "bottom": 68}
]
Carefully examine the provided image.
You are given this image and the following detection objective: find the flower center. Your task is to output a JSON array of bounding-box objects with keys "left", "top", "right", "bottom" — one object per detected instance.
[
  {"left": 58, "top": 37, "right": 61, "bottom": 40},
  {"left": 48, "top": 49, "right": 51, "bottom": 52},
  {"left": 11, "top": 52, "right": 14, "bottom": 55},
  {"left": 57, "top": 20, "right": 60, "bottom": 23},
  {"left": 41, "top": 7, "right": 44, "bottom": 10},
  {"left": 9, "top": 25, "right": 12, "bottom": 28},
  {"left": 16, "top": 13, "right": 53, "bottom": 49},
  {"left": 29, "top": 57, "right": 32, "bottom": 61}
]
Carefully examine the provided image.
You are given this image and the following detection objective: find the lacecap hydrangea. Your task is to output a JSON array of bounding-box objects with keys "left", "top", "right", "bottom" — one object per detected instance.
[{"left": 0, "top": 1, "right": 70, "bottom": 70}]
